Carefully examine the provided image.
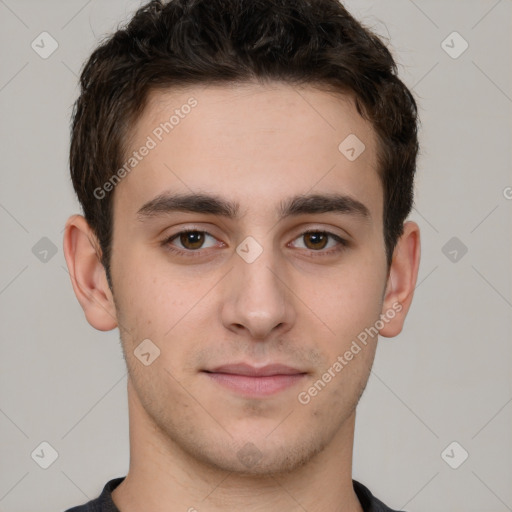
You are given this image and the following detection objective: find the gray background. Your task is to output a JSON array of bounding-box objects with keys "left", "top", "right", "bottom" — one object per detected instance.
[{"left": 0, "top": 1, "right": 511, "bottom": 511}]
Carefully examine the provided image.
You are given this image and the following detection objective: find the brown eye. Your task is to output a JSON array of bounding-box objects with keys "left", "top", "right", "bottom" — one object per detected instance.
[
  {"left": 178, "top": 231, "right": 206, "bottom": 250},
  {"left": 163, "top": 229, "right": 222, "bottom": 256},
  {"left": 303, "top": 232, "right": 328, "bottom": 250},
  {"left": 290, "top": 230, "right": 346, "bottom": 254}
]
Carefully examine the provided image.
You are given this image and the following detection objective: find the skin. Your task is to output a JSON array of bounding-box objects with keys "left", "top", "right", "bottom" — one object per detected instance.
[{"left": 64, "top": 81, "right": 420, "bottom": 512}]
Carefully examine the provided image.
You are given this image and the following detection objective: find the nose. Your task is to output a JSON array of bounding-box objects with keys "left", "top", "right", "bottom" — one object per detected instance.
[{"left": 221, "top": 244, "right": 296, "bottom": 340}]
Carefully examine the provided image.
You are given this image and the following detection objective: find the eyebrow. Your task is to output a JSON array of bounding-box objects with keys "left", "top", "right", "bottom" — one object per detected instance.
[{"left": 136, "top": 192, "right": 371, "bottom": 222}]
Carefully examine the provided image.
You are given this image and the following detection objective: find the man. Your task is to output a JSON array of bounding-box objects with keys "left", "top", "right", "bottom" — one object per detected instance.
[{"left": 63, "top": 0, "right": 420, "bottom": 510}]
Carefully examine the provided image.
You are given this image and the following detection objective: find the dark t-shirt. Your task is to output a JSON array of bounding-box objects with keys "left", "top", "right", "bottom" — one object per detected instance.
[{"left": 64, "top": 477, "right": 406, "bottom": 511}]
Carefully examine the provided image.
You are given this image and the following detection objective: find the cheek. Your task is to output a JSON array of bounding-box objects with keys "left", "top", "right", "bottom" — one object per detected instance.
[
  {"left": 127, "top": 355, "right": 202, "bottom": 436},
  {"left": 112, "top": 256, "right": 220, "bottom": 368},
  {"left": 113, "top": 250, "right": 192, "bottom": 326},
  {"left": 305, "top": 261, "right": 385, "bottom": 345}
]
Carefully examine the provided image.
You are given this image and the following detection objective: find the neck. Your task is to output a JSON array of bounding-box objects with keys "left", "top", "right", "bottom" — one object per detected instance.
[{"left": 112, "top": 379, "right": 363, "bottom": 512}]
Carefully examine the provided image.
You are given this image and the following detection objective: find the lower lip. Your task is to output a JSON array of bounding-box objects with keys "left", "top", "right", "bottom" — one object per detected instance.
[{"left": 204, "top": 372, "right": 307, "bottom": 397}]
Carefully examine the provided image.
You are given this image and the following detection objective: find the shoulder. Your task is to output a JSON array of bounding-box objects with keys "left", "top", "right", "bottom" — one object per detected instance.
[
  {"left": 63, "top": 477, "right": 125, "bottom": 512},
  {"left": 353, "top": 479, "right": 407, "bottom": 512}
]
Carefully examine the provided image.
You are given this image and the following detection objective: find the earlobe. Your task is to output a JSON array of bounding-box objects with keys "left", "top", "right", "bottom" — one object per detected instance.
[
  {"left": 379, "top": 221, "right": 421, "bottom": 338},
  {"left": 63, "top": 214, "right": 118, "bottom": 331}
]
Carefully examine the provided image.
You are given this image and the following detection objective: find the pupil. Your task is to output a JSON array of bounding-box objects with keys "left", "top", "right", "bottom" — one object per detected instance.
[
  {"left": 306, "top": 233, "right": 327, "bottom": 249},
  {"left": 178, "top": 232, "right": 329, "bottom": 251},
  {"left": 181, "top": 231, "right": 204, "bottom": 249}
]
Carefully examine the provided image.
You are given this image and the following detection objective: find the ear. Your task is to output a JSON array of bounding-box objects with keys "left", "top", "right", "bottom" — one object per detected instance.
[
  {"left": 63, "top": 214, "right": 118, "bottom": 331},
  {"left": 379, "top": 221, "right": 421, "bottom": 338}
]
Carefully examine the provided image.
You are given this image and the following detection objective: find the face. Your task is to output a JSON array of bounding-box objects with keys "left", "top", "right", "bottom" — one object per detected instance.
[{"left": 109, "top": 81, "right": 390, "bottom": 475}]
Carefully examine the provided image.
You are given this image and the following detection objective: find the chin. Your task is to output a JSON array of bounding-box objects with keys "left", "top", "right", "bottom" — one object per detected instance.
[{"left": 181, "top": 427, "right": 329, "bottom": 477}]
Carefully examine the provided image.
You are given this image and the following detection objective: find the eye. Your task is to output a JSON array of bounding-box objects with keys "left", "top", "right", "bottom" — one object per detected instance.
[
  {"left": 166, "top": 230, "right": 219, "bottom": 251},
  {"left": 162, "top": 228, "right": 347, "bottom": 258},
  {"left": 290, "top": 230, "right": 347, "bottom": 253}
]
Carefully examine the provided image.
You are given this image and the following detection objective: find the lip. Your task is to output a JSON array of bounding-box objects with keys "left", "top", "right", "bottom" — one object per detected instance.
[
  {"left": 206, "top": 363, "right": 306, "bottom": 376},
  {"left": 202, "top": 363, "right": 308, "bottom": 397}
]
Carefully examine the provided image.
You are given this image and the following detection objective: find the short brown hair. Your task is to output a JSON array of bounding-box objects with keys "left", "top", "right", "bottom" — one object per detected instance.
[{"left": 69, "top": 0, "right": 419, "bottom": 284}]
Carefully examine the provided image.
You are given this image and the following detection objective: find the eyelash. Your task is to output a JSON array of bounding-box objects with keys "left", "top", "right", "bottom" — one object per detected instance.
[{"left": 161, "top": 229, "right": 348, "bottom": 258}]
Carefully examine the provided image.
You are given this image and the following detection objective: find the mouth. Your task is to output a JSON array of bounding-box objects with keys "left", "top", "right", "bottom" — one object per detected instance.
[{"left": 202, "top": 363, "right": 308, "bottom": 397}]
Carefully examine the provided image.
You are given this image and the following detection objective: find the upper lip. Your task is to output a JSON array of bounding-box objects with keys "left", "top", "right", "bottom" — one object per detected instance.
[{"left": 204, "top": 363, "right": 306, "bottom": 376}]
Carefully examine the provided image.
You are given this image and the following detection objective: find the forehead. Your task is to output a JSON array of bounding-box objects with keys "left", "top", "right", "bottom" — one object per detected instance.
[{"left": 115, "top": 81, "right": 382, "bottom": 225}]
